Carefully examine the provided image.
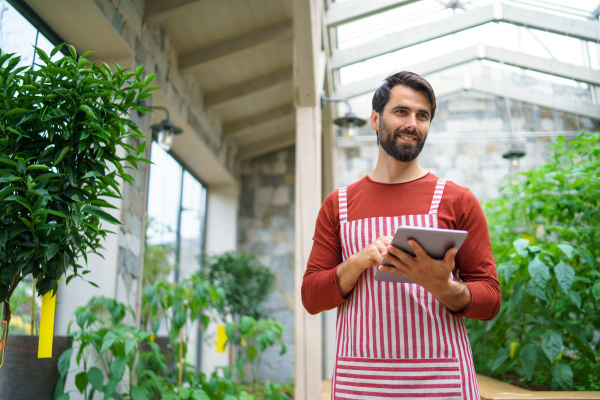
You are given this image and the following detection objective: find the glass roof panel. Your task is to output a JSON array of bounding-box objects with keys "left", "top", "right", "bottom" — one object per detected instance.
[{"left": 339, "top": 22, "right": 598, "bottom": 87}]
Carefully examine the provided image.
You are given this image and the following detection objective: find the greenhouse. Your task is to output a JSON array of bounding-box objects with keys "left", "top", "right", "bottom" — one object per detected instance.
[{"left": 0, "top": 0, "right": 598, "bottom": 399}]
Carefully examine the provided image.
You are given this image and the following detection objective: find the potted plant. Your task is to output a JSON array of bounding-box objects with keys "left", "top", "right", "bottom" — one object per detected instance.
[{"left": 0, "top": 43, "right": 156, "bottom": 397}]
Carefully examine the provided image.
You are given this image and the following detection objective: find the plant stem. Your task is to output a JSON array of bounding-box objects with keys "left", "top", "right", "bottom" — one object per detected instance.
[
  {"left": 31, "top": 278, "right": 35, "bottom": 336},
  {"left": 2, "top": 273, "right": 23, "bottom": 338},
  {"left": 178, "top": 326, "right": 183, "bottom": 387}
]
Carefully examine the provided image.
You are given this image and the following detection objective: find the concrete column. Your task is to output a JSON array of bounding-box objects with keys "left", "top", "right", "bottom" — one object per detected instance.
[{"left": 201, "top": 183, "right": 239, "bottom": 374}]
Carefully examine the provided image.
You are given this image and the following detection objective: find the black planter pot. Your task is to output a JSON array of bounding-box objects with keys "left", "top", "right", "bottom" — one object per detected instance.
[{"left": 0, "top": 335, "right": 72, "bottom": 400}]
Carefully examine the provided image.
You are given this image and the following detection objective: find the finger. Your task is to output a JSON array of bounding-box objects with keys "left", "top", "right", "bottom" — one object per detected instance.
[
  {"left": 407, "top": 239, "right": 431, "bottom": 259},
  {"left": 444, "top": 247, "right": 458, "bottom": 264}
]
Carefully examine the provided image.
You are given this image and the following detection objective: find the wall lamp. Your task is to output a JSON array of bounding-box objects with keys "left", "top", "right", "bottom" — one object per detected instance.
[
  {"left": 139, "top": 102, "right": 183, "bottom": 151},
  {"left": 321, "top": 94, "right": 367, "bottom": 138},
  {"left": 502, "top": 146, "right": 526, "bottom": 169}
]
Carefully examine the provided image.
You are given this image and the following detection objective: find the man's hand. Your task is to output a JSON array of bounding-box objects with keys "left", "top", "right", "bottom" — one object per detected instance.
[
  {"left": 379, "top": 240, "right": 471, "bottom": 313},
  {"left": 336, "top": 236, "right": 392, "bottom": 298}
]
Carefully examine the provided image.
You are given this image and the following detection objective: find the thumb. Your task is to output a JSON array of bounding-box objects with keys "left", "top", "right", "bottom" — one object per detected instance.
[{"left": 445, "top": 248, "right": 458, "bottom": 264}]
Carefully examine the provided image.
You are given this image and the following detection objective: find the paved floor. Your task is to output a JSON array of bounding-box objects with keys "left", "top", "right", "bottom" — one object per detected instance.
[{"left": 321, "top": 380, "right": 330, "bottom": 400}]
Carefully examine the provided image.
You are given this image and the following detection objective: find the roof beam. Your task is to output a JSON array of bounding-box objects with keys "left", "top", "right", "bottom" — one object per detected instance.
[
  {"left": 237, "top": 131, "right": 296, "bottom": 160},
  {"left": 334, "top": 44, "right": 600, "bottom": 99},
  {"left": 329, "top": 2, "right": 600, "bottom": 70},
  {"left": 204, "top": 67, "right": 293, "bottom": 108},
  {"left": 144, "top": 0, "right": 204, "bottom": 24},
  {"left": 325, "top": 0, "right": 419, "bottom": 28},
  {"left": 180, "top": 20, "right": 293, "bottom": 72},
  {"left": 434, "top": 75, "right": 600, "bottom": 120},
  {"left": 223, "top": 104, "right": 296, "bottom": 140}
]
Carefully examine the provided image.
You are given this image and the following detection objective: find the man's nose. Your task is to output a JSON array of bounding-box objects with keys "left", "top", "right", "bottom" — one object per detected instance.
[{"left": 404, "top": 114, "right": 418, "bottom": 132}]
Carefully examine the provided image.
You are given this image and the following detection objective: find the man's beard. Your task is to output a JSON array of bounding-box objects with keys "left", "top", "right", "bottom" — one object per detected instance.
[{"left": 377, "top": 120, "right": 426, "bottom": 162}]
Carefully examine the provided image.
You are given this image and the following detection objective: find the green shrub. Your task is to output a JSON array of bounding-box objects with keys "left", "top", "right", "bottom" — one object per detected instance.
[
  {"left": 197, "top": 252, "right": 275, "bottom": 321},
  {"left": 466, "top": 132, "right": 600, "bottom": 390}
]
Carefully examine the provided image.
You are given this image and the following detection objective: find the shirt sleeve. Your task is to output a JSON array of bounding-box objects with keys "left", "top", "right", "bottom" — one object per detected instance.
[
  {"left": 301, "top": 191, "right": 347, "bottom": 315},
  {"left": 450, "top": 189, "right": 501, "bottom": 321}
]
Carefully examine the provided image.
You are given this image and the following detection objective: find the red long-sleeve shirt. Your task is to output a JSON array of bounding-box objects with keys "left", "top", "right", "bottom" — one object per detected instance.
[{"left": 302, "top": 173, "right": 501, "bottom": 321}]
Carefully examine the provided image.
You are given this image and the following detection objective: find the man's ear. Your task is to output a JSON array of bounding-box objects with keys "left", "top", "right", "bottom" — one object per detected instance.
[{"left": 370, "top": 110, "right": 379, "bottom": 131}]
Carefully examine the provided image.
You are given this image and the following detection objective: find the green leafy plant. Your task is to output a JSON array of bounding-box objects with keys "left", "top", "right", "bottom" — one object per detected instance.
[
  {"left": 54, "top": 296, "right": 161, "bottom": 400},
  {"left": 57, "top": 279, "right": 291, "bottom": 400},
  {"left": 466, "top": 132, "right": 600, "bottom": 391},
  {"left": 197, "top": 252, "right": 275, "bottom": 321},
  {"left": 0, "top": 44, "right": 157, "bottom": 331},
  {"left": 224, "top": 316, "right": 287, "bottom": 390}
]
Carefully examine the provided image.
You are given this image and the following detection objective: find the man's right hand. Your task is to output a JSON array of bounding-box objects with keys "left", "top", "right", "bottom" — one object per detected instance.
[{"left": 336, "top": 235, "right": 393, "bottom": 298}]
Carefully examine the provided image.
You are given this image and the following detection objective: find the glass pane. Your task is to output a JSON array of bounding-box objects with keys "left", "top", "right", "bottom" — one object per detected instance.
[
  {"left": 146, "top": 142, "right": 182, "bottom": 247},
  {"left": 179, "top": 171, "right": 207, "bottom": 279},
  {"left": 0, "top": 1, "right": 38, "bottom": 67}
]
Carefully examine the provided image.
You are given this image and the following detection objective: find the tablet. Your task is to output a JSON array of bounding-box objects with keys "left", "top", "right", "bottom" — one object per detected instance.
[{"left": 374, "top": 226, "right": 469, "bottom": 284}]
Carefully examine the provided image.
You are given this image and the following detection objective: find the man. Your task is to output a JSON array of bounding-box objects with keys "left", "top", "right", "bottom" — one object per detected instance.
[{"left": 302, "top": 71, "right": 500, "bottom": 400}]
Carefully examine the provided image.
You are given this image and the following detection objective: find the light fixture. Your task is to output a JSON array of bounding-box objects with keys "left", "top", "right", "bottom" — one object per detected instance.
[
  {"left": 321, "top": 93, "right": 367, "bottom": 138},
  {"left": 140, "top": 103, "right": 183, "bottom": 151},
  {"left": 502, "top": 146, "right": 526, "bottom": 169}
]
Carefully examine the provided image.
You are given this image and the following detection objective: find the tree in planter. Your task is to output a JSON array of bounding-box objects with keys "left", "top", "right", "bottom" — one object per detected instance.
[
  {"left": 0, "top": 44, "right": 157, "bottom": 333},
  {"left": 466, "top": 132, "right": 600, "bottom": 391}
]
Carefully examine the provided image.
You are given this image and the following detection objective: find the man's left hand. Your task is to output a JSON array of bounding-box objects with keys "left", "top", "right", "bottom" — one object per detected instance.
[{"left": 379, "top": 240, "right": 470, "bottom": 313}]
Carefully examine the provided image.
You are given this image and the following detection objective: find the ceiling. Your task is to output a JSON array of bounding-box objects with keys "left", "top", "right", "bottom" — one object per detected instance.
[{"left": 144, "top": 0, "right": 296, "bottom": 160}]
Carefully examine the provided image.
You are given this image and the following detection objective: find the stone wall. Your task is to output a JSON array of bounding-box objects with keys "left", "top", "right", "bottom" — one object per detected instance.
[
  {"left": 90, "top": 0, "right": 236, "bottom": 173},
  {"left": 238, "top": 146, "right": 296, "bottom": 384},
  {"left": 337, "top": 92, "right": 596, "bottom": 202}
]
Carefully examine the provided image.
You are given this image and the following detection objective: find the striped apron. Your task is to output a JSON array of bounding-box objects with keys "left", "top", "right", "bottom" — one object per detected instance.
[{"left": 332, "top": 178, "right": 480, "bottom": 400}]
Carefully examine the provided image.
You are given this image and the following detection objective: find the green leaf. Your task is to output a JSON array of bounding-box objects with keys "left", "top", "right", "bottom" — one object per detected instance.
[
  {"left": 57, "top": 348, "right": 73, "bottom": 377},
  {"left": 541, "top": 330, "right": 562, "bottom": 362},
  {"left": 66, "top": 44, "right": 77, "bottom": 58},
  {"left": 592, "top": 282, "right": 600, "bottom": 301},
  {"left": 557, "top": 244, "right": 574, "bottom": 259},
  {"left": 551, "top": 363, "right": 573, "bottom": 390},
  {"left": 560, "top": 323, "right": 597, "bottom": 363},
  {"left": 78, "top": 104, "right": 97, "bottom": 120},
  {"left": 0, "top": 157, "right": 18, "bottom": 167},
  {"left": 3, "top": 107, "right": 30, "bottom": 117},
  {"left": 174, "top": 310, "right": 186, "bottom": 329},
  {"left": 528, "top": 257, "right": 549, "bottom": 287},
  {"left": 246, "top": 345, "right": 258, "bottom": 362},
  {"left": 54, "top": 146, "right": 71, "bottom": 165},
  {"left": 125, "top": 338, "right": 137, "bottom": 355},
  {"left": 574, "top": 248, "right": 594, "bottom": 268},
  {"left": 225, "top": 322, "right": 236, "bottom": 340},
  {"left": 87, "top": 367, "right": 104, "bottom": 391},
  {"left": 44, "top": 243, "right": 59, "bottom": 261},
  {"left": 513, "top": 238, "right": 530, "bottom": 257},
  {"left": 84, "top": 206, "right": 122, "bottom": 225},
  {"left": 519, "top": 344, "right": 538, "bottom": 381},
  {"left": 131, "top": 386, "right": 149, "bottom": 400},
  {"left": 75, "top": 371, "right": 89, "bottom": 393},
  {"left": 554, "top": 261, "right": 575, "bottom": 293},
  {"left": 100, "top": 331, "right": 118, "bottom": 353},
  {"left": 240, "top": 316, "right": 255, "bottom": 334},
  {"left": 135, "top": 65, "right": 144, "bottom": 76},
  {"left": 567, "top": 290, "right": 581, "bottom": 309},
  {"left": 36, "top": 209, "right": 68, "bottom": 219},
  {"left": 110, "top": 356, "right": 127, "bottom": 380},
  {"left": 144, "top": 73, "right": 156, "bottom": 85}
]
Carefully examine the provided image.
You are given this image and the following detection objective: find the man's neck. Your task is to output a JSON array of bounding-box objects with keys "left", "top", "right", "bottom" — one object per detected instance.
[{"left": 369, "top": 148, "right": 427, "bottom": 184}]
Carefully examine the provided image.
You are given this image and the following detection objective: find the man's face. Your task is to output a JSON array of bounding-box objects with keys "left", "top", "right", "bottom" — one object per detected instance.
[{"left": 371, "top": 85, "right": 432, "bottom": 162}]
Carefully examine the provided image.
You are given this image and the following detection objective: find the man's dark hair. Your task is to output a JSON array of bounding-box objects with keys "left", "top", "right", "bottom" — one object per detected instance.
[{"left": 372, "top": 71, "right": 436, "bottom": 121}]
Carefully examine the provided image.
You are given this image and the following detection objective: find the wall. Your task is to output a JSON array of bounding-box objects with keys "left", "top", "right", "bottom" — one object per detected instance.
[{"left": 238, "top": 146, "right": 296, "bottom": 384}]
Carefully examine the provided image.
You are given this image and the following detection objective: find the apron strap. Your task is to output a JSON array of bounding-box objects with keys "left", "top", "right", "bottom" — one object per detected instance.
[
  {"left": 429, "top": 178, "right": 447, "bottom": 215},
  {"left": 338, "top": 187, "right": 348, "bottom": 224}
]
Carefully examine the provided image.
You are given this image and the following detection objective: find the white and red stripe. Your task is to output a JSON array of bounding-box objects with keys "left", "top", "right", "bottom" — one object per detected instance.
[{"left": 331, "top": 178, "right": 480, "bottom": 400}]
